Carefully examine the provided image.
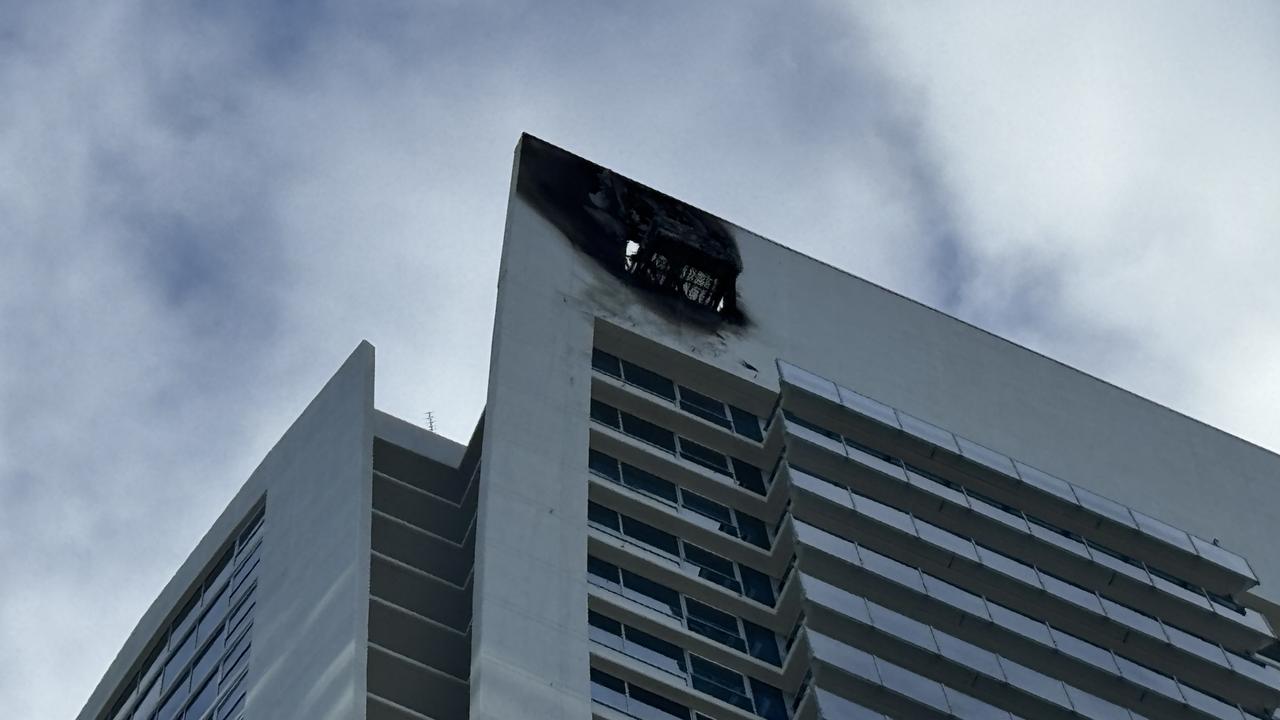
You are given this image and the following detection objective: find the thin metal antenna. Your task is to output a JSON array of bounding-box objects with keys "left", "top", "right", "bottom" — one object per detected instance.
[{"left": 424, "top": 411, "right": 437, "bottom": 432}]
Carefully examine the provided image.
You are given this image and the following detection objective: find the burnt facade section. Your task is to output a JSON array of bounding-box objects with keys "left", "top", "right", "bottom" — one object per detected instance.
[{"left": 516, "top": 134, "right": 746, "bottom": 325}]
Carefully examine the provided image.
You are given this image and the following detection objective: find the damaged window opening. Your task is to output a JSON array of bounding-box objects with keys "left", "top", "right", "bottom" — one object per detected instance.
[{"left": 623, "top": 214, "right": 741, "bottom": 315}]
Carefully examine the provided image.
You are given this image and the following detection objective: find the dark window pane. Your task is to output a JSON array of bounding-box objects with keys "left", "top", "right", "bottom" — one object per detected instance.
[
  {"left": 590, "top": 669, "right": 630, "bottom": 712},
  {"left": 185, "top": 677, "right": 218, "bottom": 720},
  {"left": 134, "top": 677, "right": 162, "bottom": 720},
  {"left": 221, "top": 626, "right": 252, "bottom": 686},
  {"left": 205, "top": 548, "right": 234, "bottom": 595},
  {"left": 192, "top": 628, "right": 223, "bottom": 687},
  {"left": 729, "top": 405, "right": 763, "bottom": 441},
  {"left": 629, "top": 682, "right": 691, "bottom": 719},
  {"left": 744, "top": 620, "right": 782, "bottom": 666},
  {"left": 216, "top": 686, "right": 245, "bottom": 720},
  {"left": 740, "top": 564, "right": 776, "bottom": 606},
  {"left": 164, "top": 630, "right": 197, "bottom": 689},
  {"left": 620, "top": 360, "right": 676, "bottom": 401},
  {"left": 731, "top": 459, "right": 766, "bottom": 495},
  {"left": 621, "top": 462, "right": 678, "bottom": 502},
  {"left": 783, "top": 412, "right": 841, "bottom": 440},
  {"left": 590, "top": 400, "right": 621, "bottom": 429},
  {"left": 683, "top": 544, "right": 736, "bottom": 580},
  {"left": 587, "top": 501, "right": 621, "bottom": 532},
  {"left": 621, "top": 569, "right": 684, "bottom": 618},
  {"left": 625, "top": 625, "right": 688, "bottom": 675},
  {"left": 678, "top": 386, "right": 732, "bottom": 428},
  {"left": 678, "top": 438, "right": 731, "bottom": 475},
  {"left": 690, "top": 656, "right": 752, "bottom": 711},
  {"left": 588, "top": 450, "right": 621, "bottom": 482},
  {"left": 197, "top": 585, "right": 228, "bottom": 643},
  {"left": 735, "top": 513, "right": 771, "bottom": 549},
  {"left": 237, "top": 507, "right": 264, "bottom": 550},
  {"left": 170, "top": 593, "right": 201, "bottom": 649},
  {"left": 588, "top": 610, "right": 624, "bottom": 651},
  {"left": 621, "top": 412, "right": 677, "bottom": 453},
  {"left": 139, "top": 640, "right": 166, "bottom": 686},
  {"left": 751, "top": 679, "right": 789, "bottom": 720},
  {"left": 686, "top": 598, "right": 745, "bottom": 651},
  {"left": 156, "top": 672, "right": 189, "bottom": 720},
  {"left": 592, "top": 348, "right": 623, "bottom": 378},
  {"left": 587, "top": 556, "right": 621, "bottom": 585},
  {"left": 621, "top": 514, "right": 680, "bottom": 556},
  {"left": 680, "top": 489, "right": 734, "bottom": 526}
]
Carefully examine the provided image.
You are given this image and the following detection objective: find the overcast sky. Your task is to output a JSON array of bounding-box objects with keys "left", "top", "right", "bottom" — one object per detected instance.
[{"left": 2, "top": 2, "right": 1278, "bottom": 717}]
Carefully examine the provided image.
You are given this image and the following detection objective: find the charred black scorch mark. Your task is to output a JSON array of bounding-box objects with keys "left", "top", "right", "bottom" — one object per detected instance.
[{"left": 516, "top": 134, "right": 748, "bottom": 327}]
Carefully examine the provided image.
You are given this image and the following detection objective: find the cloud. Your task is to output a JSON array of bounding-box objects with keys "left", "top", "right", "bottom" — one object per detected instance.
[
  {"left": 849, "top": 1, "right": 1280, "bottom": 436},
  {"left": 1, "top": 1, "right": 1276, "bottom": 718}
]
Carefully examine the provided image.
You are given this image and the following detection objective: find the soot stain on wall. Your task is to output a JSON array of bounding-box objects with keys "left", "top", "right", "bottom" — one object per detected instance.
[{"left": 516, "top": 134, "right": 750, "bottom": 330}]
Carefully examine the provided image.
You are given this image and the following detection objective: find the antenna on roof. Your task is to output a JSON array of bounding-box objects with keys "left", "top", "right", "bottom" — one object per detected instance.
[{"left": 424, "top": 412, "right": 437, "bottom": 432}]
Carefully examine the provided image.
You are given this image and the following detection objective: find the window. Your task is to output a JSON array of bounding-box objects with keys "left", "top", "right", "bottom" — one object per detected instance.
[
  {"left": 588, "top": 556, "right": 782, "bottom": 664},
  {"left": 591, "top": 668, "right": 692, "bottom": 720},
  {"left": 592, "top": 349, "right": 763, "bottom": 441},
  {"left": 590, "top": 610, "right": 788, "bottom": 720},
  {"left": 589, "top": 503, "right": 776, "bottom": 606},
  {"left": 590, "top": 400, "right": 768, "bottom": 495},
  {"left": 589, "top": 449, "right": 771, "bottom": 548}
]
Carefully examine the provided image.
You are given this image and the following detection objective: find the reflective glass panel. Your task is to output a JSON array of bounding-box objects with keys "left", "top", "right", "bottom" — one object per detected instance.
[
  {"left": 896, "top": 412, "right": 959, "bottom": 453},
  {"left": 956, "top": 436, "right": 1017, "bottom": 477},
  {"left": 836, "top": 385, "right": 900, "bottom": 429},
  {"left": 1131, "top": 510, "right": 1195, "bottom": 553},
  {"left": 777, "top": 361, "right": 840, "bottom": 402},
  {"left": 998, "top": 658, "right": 1070, "bottom": 708},
  {"left": 1013, "top": 462, "right": 1078, "bottom": 505},
  {"left": 1073, "top": 486, "right": 1137, "bottom": 529}
]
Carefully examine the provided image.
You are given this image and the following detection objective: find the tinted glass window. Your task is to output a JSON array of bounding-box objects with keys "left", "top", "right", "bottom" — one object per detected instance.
[
  {"left": 629, "top": 682, "right": 691, "bottom": 719},
  {"left": 590, "top": 400, "right": 620, "bottom": 429},
  {"left": 185, "top": 677, "right": 218, "bottom": 720},
  {"left": 744, "top": 620, "right": 782, "bottom": 666},
  {"left": 191, "top": 628, "right": 224, "bottom": 687},
  {"left": 591, "top": 348, "right": 622, "bottom": 378},
  {"left": 622, "top": 515, "right": 680, "bottom": 556},
  {"left": 164, "top": 630, "right": 197, "bottom": 688},
  {"left": 620, "top": 359, "right": 676, "bottom": 401},
  {"left": 739, "top": 564, "right": 776, "bottom": 606},
  {"left": 685, "top": 599, "right": 744, "bottom": 651},
  {"left": 587, "top": 556, "right": 621, "bottom": 586},
  {"left": 679, "top": 386, "right": 732, "bottom": 428},
  {"left": 750, "top": 680, "right": 788, "bottom": 720},
  {"left": 735, "top": 513, "right": 770, "bottom": 549},
  {"left": 729, "top": 405, "right": 763, "bottom": 441},
  {"left": 621, "top": 569, "right": 684, "bottom": 618},
  {"left": 625, "top": 625, "right": 687, "bottom": 676},
  {"left": 690, "top": 656, "right": 752, "bottom": 711},
  {"left": 588, "top": 450, "right": 621, "bottom": 482},
  {"left": 678, "top": 438, "right": 730, "bottom": 474},
  {"left": 620, "top": 462, "right": 677, "bottom": 502},
  {"left": 156, "top": 672, "right": 189, "bottom": 720},
  {"left": 170, "top": 594, "right": 201, "bottom": 649},
  {"left": 587, "top": 501, "right": 621, "bottom": 532},
  {"left": 731, "top": 459, "right": 766, "bottom": 495},
  {"left": 680, "top": 489, "right": 733, "bottom": 525},
  {"left": 621, "top": 411, "right": 677, "bottom": 453}
]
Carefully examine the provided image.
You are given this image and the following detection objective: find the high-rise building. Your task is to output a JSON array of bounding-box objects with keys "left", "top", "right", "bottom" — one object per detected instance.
[{"left": 77, "top": 135, "right": 1280, "bottom": 720}]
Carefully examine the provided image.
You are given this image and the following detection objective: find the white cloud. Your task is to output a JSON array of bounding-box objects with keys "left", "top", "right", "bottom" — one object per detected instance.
[{"left": 850, "top": 1, "right": 1280, "bottom": 442}]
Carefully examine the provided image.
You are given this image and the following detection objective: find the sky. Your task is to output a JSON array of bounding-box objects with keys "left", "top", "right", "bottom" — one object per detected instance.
[{"left": 1, "top": 1, "right": 1278, "bottom": 717}]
